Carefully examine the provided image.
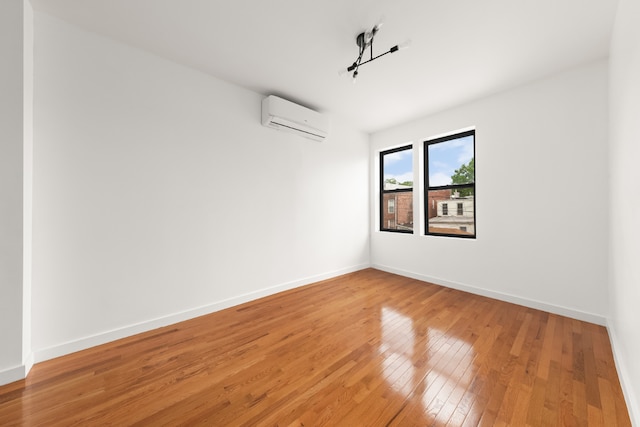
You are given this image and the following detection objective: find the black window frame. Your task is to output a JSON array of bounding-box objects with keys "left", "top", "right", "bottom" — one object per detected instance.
[
  {"left": 380, "top": 145, "right": 413, "bottom": 234},
  {"left": 424, "top": 129, "right": 476, "bottom": 239}
]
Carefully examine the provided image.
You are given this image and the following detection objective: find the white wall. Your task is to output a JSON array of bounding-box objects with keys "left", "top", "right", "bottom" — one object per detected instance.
[
  {"left": 31, "top": 13, "right": 369, "bottom": 361},
  {"left": 609, "top": 0, "right": 640, "bottom": 421},
  {"left": 0, "top": 0, "right": 33, "bottom": 385},
  {"left": 370, "top": 60, "right": 610, "bottom": 324}
]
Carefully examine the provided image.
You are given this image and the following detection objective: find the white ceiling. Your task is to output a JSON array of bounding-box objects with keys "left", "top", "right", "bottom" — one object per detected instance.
[{"left": 30, "top": 0, "right": 619, "bottom": 133}]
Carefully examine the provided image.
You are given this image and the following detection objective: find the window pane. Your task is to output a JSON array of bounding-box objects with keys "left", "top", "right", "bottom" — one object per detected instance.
[
  {"left": 428, "top": 135, "right": 474, "bottom": 186},
  {"left": 383, "top": 148, "right": 413, "bottom": 190},
  {"left": 382, "top": 193, "right": 413, "bottom": 231},
  {"left": 427, "top": 187, "right": 474, "bottom": 236}
]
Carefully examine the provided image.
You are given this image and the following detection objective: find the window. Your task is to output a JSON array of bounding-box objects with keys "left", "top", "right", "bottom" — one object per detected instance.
[
  {"left": 380, "top": 145, "right": 413, "bottom": 233},
  {"left": 425, "top": 130, "right": 475, "bottom": 238}
]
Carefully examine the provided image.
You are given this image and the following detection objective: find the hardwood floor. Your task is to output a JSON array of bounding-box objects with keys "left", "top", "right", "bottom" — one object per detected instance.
[{"left": 0, "top": 269, "right": 631, "bottom": 426}]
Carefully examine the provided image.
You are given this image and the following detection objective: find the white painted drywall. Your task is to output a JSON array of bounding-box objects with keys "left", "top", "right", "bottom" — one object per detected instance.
[
  {"left": 609, "top": 0, "right": 640, "bottom": 421},
  {"left": 31, "top": 13, "right": 369, "bottom": 360},
  {"left": 0, "top": 0, "right": 32, "bottom": 385},
  {"left": 370, "top": 60, "right": 610, "bottom": 323},
  {"left": 22, "top": 0, "right": 34, "bottom": 379}
]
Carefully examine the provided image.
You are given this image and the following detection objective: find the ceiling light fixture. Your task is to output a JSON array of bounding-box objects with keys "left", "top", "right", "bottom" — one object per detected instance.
[{"left": 340, "top": 24, "right": 410, "bottom": 82}]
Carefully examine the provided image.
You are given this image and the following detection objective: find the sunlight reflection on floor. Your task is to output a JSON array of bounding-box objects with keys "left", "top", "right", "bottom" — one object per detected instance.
[{"left": 380, "top": 306, "right": 478, "bottom": 423}]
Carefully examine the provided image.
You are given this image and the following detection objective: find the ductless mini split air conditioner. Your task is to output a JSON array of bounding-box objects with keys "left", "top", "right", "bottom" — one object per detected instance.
[{"left": 261, "top": 95, "right": 329, "bottom": 142}]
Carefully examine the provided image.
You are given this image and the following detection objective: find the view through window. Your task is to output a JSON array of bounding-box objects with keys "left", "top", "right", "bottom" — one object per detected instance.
[
  {"left": 425, "top": 130, "right": 475, "bottom": 238},
  {"left": 380, "top": 145, "right": 413, "bottom": 233}
]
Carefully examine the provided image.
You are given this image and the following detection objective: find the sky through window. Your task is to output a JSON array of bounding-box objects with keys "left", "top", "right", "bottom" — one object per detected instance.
[{"left": 428, "top": 135, "right": 474, "bottom": 186}]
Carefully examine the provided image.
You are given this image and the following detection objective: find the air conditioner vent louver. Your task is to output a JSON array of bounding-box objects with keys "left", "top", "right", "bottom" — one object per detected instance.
[{"left": 270, "top": 121, "right": 326, "bottom": 139}]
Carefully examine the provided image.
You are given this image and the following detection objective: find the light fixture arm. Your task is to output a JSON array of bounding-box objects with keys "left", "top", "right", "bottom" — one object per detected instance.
[{"left": 356, "top": 47, "right": 396, "bottom": 68}]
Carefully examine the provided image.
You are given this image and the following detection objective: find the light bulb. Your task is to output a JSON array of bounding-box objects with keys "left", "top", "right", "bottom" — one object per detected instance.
[{"left": 398, "top": 39, "right": 412, "bottom": 50}]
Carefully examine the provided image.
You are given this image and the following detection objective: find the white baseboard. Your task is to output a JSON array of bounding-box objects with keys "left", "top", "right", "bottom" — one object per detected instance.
[
  {"left": 0, "top": 365, "right": 26, "bottom": 386},
  {"left": 606, "top": 322, "right": 639, "bottom": 426},
  {"left": 0, "top": 352, "right": 33, "bottom": 386},
  {"left": 24, "top": 351, "right": 34, "bottom": 376},
  {"left": 34, "top": 263, "right": 370, "bottom": 364},
  {"left": 372, "top": 264, "right": 607, "bottom": 326}
]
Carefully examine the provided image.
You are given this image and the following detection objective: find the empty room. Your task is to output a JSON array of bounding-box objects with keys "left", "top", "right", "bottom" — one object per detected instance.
[{"left": 1, "top": 0, "right": 639, "bottom": 425}]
